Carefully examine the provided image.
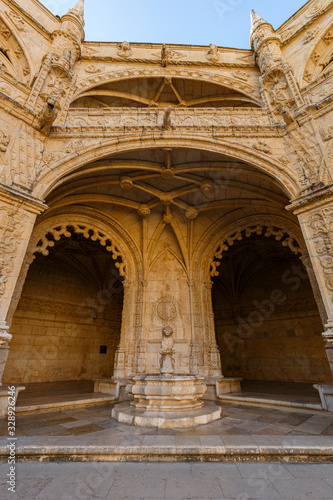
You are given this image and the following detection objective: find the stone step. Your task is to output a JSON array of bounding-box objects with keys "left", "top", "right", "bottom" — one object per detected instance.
[
  {"left": 218, "top": 393, "right": 323, "bottom": 412},
  {"left": 16, "top": 393, "right": 116, "bottom": 415},
  {"left": 1, "top": 439, "right": 332, "bottom": 463}
]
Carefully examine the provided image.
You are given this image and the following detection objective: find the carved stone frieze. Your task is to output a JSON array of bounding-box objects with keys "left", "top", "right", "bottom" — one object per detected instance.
[
  {"left": 302, "top": 25, "right": 333, "bottom": 85},
  {"left": 304, "top": 207, "right": 333, "bottom": 293},
  {"left": 0, "top": 204, "right": 28, "bottom": 297},
  {"left": 75, "top": 68, "right": 261, "bottom": 101},
  {"left": 65, "top": 107, "right": 271, "bottom": 130}
]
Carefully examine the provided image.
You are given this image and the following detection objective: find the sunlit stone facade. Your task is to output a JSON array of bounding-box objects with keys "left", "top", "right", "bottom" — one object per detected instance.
[{"left": 1, "top": 0, "right": 333, "bottom": 414}]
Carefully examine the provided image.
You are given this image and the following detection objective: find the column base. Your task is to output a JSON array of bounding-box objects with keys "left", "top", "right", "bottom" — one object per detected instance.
[
  {"left": 112, "top": 400, "right": 222, "bottom": 428},
  {"left": 314, "top": 383, "right": 333, "bottom": 412}
]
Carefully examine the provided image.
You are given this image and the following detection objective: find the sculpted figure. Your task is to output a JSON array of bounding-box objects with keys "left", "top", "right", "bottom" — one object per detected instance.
[
  {"left": 206, "top": 44, "right": 220, "bottom": 62},
  {"left": 37, "top": 97, "right": 59, "bottom": 134},
  {"left": 118, "top": 41, "right": 132, "bottom": 58},
  {"left": 271, "top": 77, "right": 289, "bottom": 103},
  {"left": 160, "top": 326, "right": 175, "bottom": 376}
]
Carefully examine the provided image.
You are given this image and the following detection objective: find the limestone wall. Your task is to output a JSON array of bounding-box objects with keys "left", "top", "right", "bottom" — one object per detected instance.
[{"left": 3, "top": 257, "right": 123, "bottom": 384}]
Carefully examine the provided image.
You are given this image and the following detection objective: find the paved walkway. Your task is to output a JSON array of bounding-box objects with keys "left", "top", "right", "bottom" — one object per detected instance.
[{"left": 1, "top": 461, "right": 333, "bottom": 499}]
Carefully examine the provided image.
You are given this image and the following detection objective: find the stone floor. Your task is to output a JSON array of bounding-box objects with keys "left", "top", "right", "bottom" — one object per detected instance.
[
  {"left": 3, "top": 401, "right": 333, "bottom": 438},
  {"left": 1, "top": 461, "right": 333, "bottom": 499},
  {"left": 223, "top": 380, "right": 322, "bottom": 407}
]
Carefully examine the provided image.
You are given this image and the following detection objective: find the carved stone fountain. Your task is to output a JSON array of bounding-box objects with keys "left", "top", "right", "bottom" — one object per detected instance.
[{"left": 112, "top": 327, "right": 222, "bottom": 428}]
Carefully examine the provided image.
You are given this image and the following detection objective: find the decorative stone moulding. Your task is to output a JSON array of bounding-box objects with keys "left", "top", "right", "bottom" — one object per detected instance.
[
  {"left": 112, "top": 373, "right": 223, "bottom": 428},
  {"left": 127, "top": 375, "right": 206, "bottom": 412}
]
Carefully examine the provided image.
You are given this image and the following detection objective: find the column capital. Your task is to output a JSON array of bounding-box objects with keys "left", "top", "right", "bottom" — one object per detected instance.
[{"left": 204, "top": 281, "right": 213, "bottom": 290}]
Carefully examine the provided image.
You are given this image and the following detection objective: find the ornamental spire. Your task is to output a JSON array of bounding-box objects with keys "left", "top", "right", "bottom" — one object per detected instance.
[
  {"left": 68, "top": 0, "right": 84, "bottom": 24},
  {"left": 250, "top": 9, "right": 266, "bottom": 31}
]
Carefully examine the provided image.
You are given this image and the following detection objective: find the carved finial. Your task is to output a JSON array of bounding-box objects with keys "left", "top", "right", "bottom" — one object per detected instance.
[
  {"left": 68, "top": 0, "right": 84, "bottom": 24},
  {"left": 250, "top": 9, "right": 265, "bottom": 31}
]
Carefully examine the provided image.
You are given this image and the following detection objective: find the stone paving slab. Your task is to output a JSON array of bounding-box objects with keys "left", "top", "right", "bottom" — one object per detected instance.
[{"left": 1, "top": 461, "right": 333, "bottom": 499}]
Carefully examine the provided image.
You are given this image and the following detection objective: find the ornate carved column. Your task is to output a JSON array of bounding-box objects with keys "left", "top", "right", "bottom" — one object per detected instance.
[
  {"left": 204, "top": 281, "right": 223, "bottom": 379},
  {"left": 134, "top": 280, "right": 147, "bottom": 375},
  {"left": 289, "top": 189, "right": 333, "bottom": 382},
  {"left": 113, "top": 279, "right": 134, "bottom": 379},
  {"left": 0, "top": 185, "right": 46, "bottom": 384},
  {"left": 188, "top": 280, "right": 200, "bottom": 375},
  {"left": 300, "top": 252, "right": 328, "bottom": 326}
]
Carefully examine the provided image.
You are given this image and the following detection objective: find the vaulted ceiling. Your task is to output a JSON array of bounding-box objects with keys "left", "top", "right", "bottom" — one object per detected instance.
[{"left": 71, "top": 77, "right": 260, "bottom": 109}]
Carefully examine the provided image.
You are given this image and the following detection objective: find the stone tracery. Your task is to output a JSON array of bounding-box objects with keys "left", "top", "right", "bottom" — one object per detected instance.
[{"left": 210, "top": 224, "right": 302, "bottom": 278}]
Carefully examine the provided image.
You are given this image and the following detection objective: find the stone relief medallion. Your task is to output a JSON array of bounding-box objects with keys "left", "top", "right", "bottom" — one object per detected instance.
[
  {"left": 306, "top": 0, "right": 328, "bottom": 17},
  {"left": 156, "top": 298, "right": 177, "bottom": 321}
]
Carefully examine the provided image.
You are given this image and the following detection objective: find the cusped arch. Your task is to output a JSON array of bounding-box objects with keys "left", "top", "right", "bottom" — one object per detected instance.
[
  {"left": 74, "top": 68, "right": 261, "bottom": 105},
  {"left": 27, "top": 208, "right": 143, "bottom": 282},
  {"left": 193, "top": 210, "right": 306, "bottom": 282},
  {"left": 33, "top": 135, "right": 300, "bottom": 200}
]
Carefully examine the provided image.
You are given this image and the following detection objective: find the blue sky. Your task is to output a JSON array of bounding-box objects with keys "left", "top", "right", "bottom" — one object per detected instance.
[{"left": 40, "top": 0, "right": 307, "bottom": 48}]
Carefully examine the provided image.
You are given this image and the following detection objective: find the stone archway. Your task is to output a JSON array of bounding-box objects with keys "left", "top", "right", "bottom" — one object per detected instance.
[
  {"left": 208, "top": 225, "right": 331, "bottom": 385},
  {"left": 3, "top": 210, "right": 142, "bottom": 385}
]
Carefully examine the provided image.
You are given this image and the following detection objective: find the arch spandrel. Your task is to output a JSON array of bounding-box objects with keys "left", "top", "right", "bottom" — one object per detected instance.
[{"left": 33, "top": 136, "right": 300, "bottom": 200}]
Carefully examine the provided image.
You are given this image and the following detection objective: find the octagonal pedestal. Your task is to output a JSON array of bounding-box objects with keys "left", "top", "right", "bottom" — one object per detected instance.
[{"left": 111, "top": 375, "right": 222, "bottom": 428}]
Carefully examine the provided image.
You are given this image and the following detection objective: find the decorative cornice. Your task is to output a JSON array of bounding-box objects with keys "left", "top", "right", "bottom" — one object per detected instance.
[
  {"left": 287, "top": 184, "right": 333, "bottom": 215},
  {"left": 0, "top": 184, "right": 47, "bottom": 213}
]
